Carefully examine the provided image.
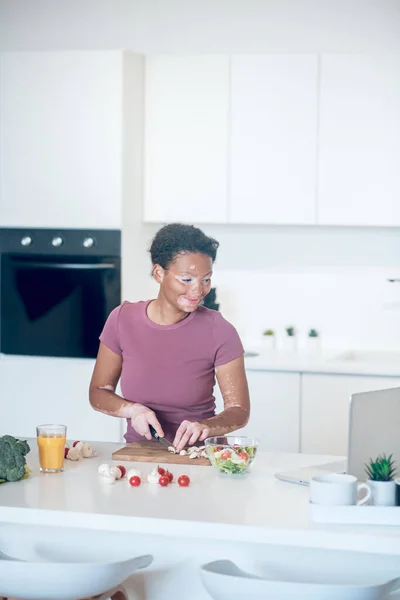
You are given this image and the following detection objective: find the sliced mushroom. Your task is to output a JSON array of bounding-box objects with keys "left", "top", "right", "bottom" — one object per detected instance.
[
  {"left": 201, "top": 450, "right": 208, "bottom": 458},
  {"left": 189, "top": 452, "right": 199, "bottom": 459},
  {"left": 179, "top": 449, "right": 187, "bottom": 456},
  {"left": 167, "top": 446, "right": 176, "bottom": 454}
]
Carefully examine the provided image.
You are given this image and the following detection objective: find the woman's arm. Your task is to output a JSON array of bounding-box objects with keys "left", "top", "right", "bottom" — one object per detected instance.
[
  {"left": 89, "top": 342, "right": 164, "bottom": 439},
  {"left": 204, "top": 355, "right": 250, "bottom": 434},
  {"left": 173, "top": 356, "right": 250, "bottom": 451}
]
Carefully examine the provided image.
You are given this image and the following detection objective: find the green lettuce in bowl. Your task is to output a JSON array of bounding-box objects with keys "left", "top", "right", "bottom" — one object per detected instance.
[{"left": 205, "top": 436, "right": 259, "bottom": 476}]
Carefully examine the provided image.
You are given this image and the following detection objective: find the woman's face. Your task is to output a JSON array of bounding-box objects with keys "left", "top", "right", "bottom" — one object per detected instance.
[{"left": 155, "top": 252, "right": 213, "bottom": 313}]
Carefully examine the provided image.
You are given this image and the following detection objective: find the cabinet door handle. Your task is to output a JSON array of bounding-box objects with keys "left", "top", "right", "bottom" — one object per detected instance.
[{"left": 11, "top": 261, "right": 116, "bottom": 270}]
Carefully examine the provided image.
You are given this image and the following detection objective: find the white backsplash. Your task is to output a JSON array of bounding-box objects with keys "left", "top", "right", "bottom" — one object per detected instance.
[
  {"left": 213, "top": 268, "right": 400, "bottom": 352},
  {"left": 130, "top": 224, "right": 400, "bottom": 353}
]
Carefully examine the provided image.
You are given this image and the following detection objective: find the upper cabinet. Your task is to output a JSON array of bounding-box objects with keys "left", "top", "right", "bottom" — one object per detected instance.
[
  {"left": 229, "top": 55, "right": 318, "bottom": 224},
  {"left": 144, "top": 55, "right": 229, "bottom": 223},
  {"left": 143, "top": 54, "right": 318, "bottom": 225},
  {"left": 318, "top": 54, "right": 400, "bottom": 226},
  {"left": 3, "top": 51, "right": 398, "bottom": 229},
  {"left": 0, "top": 51, "right": 139, "bottom": 229}
]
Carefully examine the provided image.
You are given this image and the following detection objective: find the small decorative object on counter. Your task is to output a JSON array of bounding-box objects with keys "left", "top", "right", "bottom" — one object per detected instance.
[
  {"left": 365, "top": 453, "right": 397, "bottom": 506},
  {"left": 282, "top": 325, "right": 297, "bottom": 352},
  {"left": 306, "top": 328, "right": 320, "bottom": 354},
  {"left": 262, "top": 329, "right": 276, "bottom": 351}
]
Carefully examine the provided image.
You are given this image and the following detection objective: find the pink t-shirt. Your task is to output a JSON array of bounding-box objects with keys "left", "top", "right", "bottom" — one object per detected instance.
[{"left": 99, "top": 300, "right": 244, "bottom": 443}]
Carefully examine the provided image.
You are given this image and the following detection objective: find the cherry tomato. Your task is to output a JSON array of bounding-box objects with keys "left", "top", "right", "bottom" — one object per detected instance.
[
  {"left": 157, "top": 466, "right": 165, "bottom": 476},
  {"left": 237, "top": 451, "right": 249, "bottom": 462},
  {"left": 159, "top": 475, "right": 169, "bottom": 486},
  {"left": 178, "top": 475, "right": 190, "bottom": 487},
  {"left": 165, "top": 471, "right": 173, "bottom": 483},
  {"left": 221, "top": 450, "right": 231, "bottom": 460},
  {"left": 64, "top": 447, "right": 69, "bottom": 458},
  {"left": 117, "top": 465, "right": 126, "bottom": 478},
  {"left": 129, "top": 476, "right": 141, "bottom": 487}
]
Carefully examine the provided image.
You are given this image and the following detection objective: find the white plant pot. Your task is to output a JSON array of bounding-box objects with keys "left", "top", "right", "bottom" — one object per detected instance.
[
  {"left": 369, "top": 480, "right": 396, "bottom": 506},
  {"left": 282, "top": 336, "right": 297, "bottom": 353},
  {"left": 306, "top": 336, "right": 320, "bottom": 355},
  {"left": 261, "top": 335, "right": 276, "bottom": 351}
]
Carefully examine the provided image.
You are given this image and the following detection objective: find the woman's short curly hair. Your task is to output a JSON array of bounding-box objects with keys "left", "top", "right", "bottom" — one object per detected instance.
[{"left": 149, "top": 223, "right": 219, "bottom": 269}]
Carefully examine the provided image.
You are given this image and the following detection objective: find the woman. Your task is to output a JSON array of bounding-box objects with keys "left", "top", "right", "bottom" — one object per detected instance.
[{"left": 89, "top": 223, "right": 250, "bottom": 452}]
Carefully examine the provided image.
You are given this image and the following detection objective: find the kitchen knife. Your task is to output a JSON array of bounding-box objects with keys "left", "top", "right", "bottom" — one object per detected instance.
[{"left": 149, "top": 425, "right": 174, "bottom": 450}]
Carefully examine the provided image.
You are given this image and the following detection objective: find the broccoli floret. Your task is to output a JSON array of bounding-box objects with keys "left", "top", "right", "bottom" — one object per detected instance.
[{"left": 0, "top": 435, "right": 30, "bottom": 483}]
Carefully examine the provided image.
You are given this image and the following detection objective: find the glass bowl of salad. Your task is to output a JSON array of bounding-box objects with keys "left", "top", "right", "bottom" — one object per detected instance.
[{"left": 205, "top": 436, "right": 259, "bottom": 476}]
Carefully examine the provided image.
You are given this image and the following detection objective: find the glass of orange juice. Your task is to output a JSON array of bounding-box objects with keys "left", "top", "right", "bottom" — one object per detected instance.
[{"left": 36, "top": 424, "right": 67, "bottom": 473}]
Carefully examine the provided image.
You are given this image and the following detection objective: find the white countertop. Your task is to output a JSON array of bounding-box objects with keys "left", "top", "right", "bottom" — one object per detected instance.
[
  {"left": 245, "top": 348, "right": 400, "bottom": 377},
  {"left": 1, "top": 440, "right": 400, "bottom": 555}
]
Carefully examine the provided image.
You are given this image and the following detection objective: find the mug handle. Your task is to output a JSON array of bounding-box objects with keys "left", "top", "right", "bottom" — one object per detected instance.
[{"left": 357, "top": 482, "right": 371, "bottom": 506}]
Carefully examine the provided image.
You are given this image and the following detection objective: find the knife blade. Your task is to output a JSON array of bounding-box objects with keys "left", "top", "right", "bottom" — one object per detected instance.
[{"left": 149, "top": 425, "right": 174, "bottom": 451}]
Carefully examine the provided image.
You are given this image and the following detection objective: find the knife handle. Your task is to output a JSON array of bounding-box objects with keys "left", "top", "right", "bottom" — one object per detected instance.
[{"left": 149, "top": 424, "right": 159, "bottom": 440}]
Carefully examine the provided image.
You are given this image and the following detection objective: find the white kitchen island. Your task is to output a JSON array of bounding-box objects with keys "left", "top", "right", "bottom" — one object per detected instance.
[{"left": 1, "top": 441, "right": 400, "bottom": 600}]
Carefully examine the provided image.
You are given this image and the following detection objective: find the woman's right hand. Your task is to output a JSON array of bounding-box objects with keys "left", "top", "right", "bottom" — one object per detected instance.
[{"left": 128, "top": 403, "right": 164, "bottom": 441}]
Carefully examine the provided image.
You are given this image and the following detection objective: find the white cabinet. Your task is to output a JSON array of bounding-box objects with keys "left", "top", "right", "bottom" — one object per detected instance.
[
  {"left": 0, "top": 51, "right": 138, "bottom": 229},
  {"left": 229, "top": 55, "right": 318, "bottom": 224},
  {"left": 301, "top": 374, "right": 400, "bottom": 456},
  {"left": 318, "top": 54, "right": 400, "bottom": 226},
  {"left": 215, "top": 370, "right": 300, "bottom": 452},
  {"left": 0, "top": 354, "right": 124, "bottom": 442},
  {"left": 144, "top": 55, "right": 229, "bottom": 223},
  {"left": 143, "top": 54, "right": 318, "bottom": 226}
]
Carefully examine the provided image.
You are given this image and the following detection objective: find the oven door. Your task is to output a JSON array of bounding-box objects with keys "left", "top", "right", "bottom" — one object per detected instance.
[{"left": 0, "top": 255, "right": 121, "bottom": 358}]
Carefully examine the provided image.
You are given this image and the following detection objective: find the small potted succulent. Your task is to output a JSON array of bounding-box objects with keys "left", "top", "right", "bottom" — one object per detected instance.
[
  {"left": 365, "top": 454, "right": 397, "bottom": 506},
  {"left": 262, "top": 329, "right": 276, "bottom": 351},
  {"left": 306, "top": 328, "right": 320, "bottom": 354},
  {"left": 283, "top": 325, "right": 297, "bottom": 352}
]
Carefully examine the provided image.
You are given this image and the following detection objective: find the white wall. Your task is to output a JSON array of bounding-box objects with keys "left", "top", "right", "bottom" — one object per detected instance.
[
  {"left": 1, "top": 0, "right": 400, "bottom": 53},
  {"left": 201, "top": 225, "right": 400, "bottom": 350},
  {"left": 1, "top": 0, "right": 400, "bottom": 351}
]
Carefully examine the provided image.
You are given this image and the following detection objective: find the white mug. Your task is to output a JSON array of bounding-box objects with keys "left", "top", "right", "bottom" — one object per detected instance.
[{"left": 310, "top": 473, "right": 371, "bottom": 506}]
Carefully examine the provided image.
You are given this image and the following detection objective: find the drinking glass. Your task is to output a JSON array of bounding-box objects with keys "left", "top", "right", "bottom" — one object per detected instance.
[{"left": 36, "top": 424, "right": 67, "bottom": 473}]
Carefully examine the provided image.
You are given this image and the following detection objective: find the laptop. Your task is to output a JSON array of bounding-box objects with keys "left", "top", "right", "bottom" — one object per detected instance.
[{"left": 275, "top": 386, "right": 400, "bottom": 485}]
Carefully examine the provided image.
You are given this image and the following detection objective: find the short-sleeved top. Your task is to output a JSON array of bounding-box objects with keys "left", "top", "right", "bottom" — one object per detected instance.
[{"left": 99, "top": 300, "right": 244, "bottom": 443}]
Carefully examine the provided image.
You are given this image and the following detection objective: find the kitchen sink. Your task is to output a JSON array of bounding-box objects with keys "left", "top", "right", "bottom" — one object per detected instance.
[{"left": 331, "top": 350, "right": 400, "bottom": 365}]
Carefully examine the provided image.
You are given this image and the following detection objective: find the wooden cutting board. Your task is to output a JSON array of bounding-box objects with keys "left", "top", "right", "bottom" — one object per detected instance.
[{"left": 111, "top": 442, "right": 211, "bottom": 466}]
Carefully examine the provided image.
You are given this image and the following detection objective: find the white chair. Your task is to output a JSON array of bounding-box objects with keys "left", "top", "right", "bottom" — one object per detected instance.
[
  {"left": 2, "top": 587, "right": 132, "bottom": 600},
  {"left": 200, "top": 559, "right": 400, "bottom": 600},
  {"left": 0, "top": 553, "right": 152, "bottom": 600}
]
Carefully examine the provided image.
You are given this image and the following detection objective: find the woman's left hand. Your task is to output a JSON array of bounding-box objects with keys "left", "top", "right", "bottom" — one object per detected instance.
[{"left": 173, "top": 421, "right": 210, "bottom": 453}]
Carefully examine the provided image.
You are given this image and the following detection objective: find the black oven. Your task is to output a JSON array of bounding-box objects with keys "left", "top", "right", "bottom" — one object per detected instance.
[{"left": 0, "top": 228, "right": 121, "bottom": 359}]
